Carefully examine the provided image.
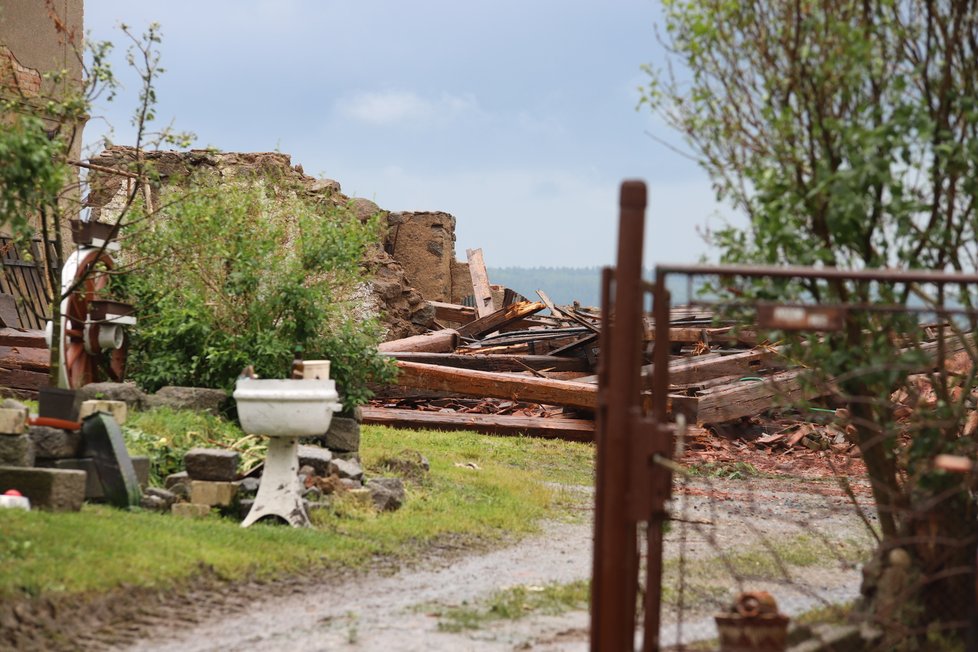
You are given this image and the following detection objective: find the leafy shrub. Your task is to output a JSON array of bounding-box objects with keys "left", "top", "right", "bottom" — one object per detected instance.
[{"left": 123, "top": 179, "right": 395, "bottom": 407}]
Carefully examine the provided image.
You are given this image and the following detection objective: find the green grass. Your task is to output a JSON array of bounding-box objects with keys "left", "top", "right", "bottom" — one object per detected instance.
[
  {"left": 661, "top": 533, "right": 872, "bottom": 610},
  {"left": 0, "top": 419, "right": 594, "bottom": 601},
  {"left": 432, "top": 580, "right": 591, "bottom": 632}
]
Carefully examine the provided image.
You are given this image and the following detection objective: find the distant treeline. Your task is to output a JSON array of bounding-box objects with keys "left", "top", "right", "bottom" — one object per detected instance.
[{"left": 487, "top": 266, "right": 706, "bottom": 308}]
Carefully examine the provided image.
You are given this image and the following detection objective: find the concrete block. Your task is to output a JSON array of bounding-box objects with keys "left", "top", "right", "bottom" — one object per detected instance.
[
  {"left": 0, "top": 466, "right": 85, "bottom": 511},
  {"left": 0, "top": 407, "right": 27, "bottom": 435},
  {"left": 190, "top": 480, "right": 237, "bottom": 507},
  {"left": 78, "top": 400, "right": 128, "bottom": 425},
  {"left": 29, "top": 426, "right": 82, "bottom": 460},
  {"left": 39, "top": 455, "right": 150, "bottom": 500},
  {"left": 184, "top": 447, "right": 240, "bottom": 481},
  {"left": 0, "top": 434, "right": 33, "bottom": 467},
  {"left": 171, "top": 502, "right": 211, "bottom": 518}
]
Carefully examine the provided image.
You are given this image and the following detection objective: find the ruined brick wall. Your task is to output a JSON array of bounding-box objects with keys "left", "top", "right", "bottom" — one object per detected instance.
[{"left": 86, "top": 146, "right": 435, "bottom": 339}]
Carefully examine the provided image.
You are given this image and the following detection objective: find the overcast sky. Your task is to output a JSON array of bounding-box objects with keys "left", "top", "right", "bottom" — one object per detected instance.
[{"left": 84, "top": 0, "right": 737, "bottom": 268}]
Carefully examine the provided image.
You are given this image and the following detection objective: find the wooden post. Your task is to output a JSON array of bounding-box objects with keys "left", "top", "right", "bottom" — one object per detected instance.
[{"left": 466, "top": 248, "right": 495, "bottom": 318}]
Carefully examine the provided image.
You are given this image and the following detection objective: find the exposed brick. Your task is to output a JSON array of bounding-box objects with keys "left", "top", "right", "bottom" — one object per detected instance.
[{"left": 184, "top": 447, "right": 240, "bottom": 481}]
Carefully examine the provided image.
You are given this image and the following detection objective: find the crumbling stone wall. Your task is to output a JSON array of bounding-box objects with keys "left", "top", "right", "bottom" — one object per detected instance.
[
  {"left": 86, "top": 146, "right": 435, "bottom": 339},
  {"left": 384, "top": 212, "right": 457, "bottom": 304}
]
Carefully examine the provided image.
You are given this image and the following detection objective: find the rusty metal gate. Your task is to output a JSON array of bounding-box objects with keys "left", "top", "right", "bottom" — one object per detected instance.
[{"left": 591, "top": 180, "right": 978, "bottom": 650}]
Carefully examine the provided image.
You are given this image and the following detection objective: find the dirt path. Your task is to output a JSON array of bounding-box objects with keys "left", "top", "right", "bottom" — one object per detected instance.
[{"left": 115, "top": 477, "right": 874, "bottom": 652}]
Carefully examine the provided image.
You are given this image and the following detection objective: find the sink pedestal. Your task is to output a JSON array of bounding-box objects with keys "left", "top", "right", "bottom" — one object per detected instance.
[{"left": 241, "top": 436, "right": 309, "bottom": 527}]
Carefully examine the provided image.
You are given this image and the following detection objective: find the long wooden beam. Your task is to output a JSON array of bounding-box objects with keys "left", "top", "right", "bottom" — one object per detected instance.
[
  {"left": 394, "top": 360, "right": 597, "bottom": 409},
  {"left": 378, "top": 329, "right": 459, "bottom": 353},
  {"left": 428, "top": 301, "right": 476, "bottom": 324},
  {"left": 361, "top": 406, "right": 594, "bottom": 442},
  {"left": 379, "top": 351, "right": 589, "bottom": 372}
]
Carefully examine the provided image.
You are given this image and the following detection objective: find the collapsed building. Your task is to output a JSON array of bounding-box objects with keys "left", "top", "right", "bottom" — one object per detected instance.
[{"left": 85, "top": 146, "right": 481, "bottom": 340}]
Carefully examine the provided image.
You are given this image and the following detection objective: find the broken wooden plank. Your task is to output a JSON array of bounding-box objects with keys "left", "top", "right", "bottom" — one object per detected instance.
[
  {"left": 671, "top": 369, "right": 821, "bottom": 424},
  {"left": 466, "top": 248, "right": 495, "bottom": 318},
  {"left": 360, "top": 406, "right": 593, "bottom": 442},
  {"left": 665, "top": 348, "right": 785, "bottom": 386},
  {"left": 378, "top": 352, "right": 589, "bottom": 372},
  {"left": 457, "top": 301, "right": 546, "bottom": 339},
  {"left": 428, "top": 301, "right": 476, "bottom": 324},
  {"left": 394, "top": 360, "right": 598, "bottom": 409},
  {"left": 0, "top": 328, "right": 47, "bottom": 349},
  {"left": 378, "top": 329, "right": 460, "bottom": 353}
]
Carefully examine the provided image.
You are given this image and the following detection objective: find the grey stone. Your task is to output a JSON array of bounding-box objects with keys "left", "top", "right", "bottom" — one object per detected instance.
[
  {"left": 339, "top": 477, "right": 362, "bottom": 491},
  {"left": 76, "top": 382, "right": 147, "bottom": 410},
  {"left": 81, "top": 413, "right": 141, "bottom": 508},
  {"left": 144, "top": 486, "right": 177, "bottom": 510},
  {"left": 34, "top": 457, "right": 149, "bottom": 500},
  {"left": 332, "top": 451, "right": 361, "bottom": 463},
  {"left": 298, "top": 445, "right": 332, "bottom": 476},
  {"left": 365, "top": 477, "right": 406, "bottom": 512},
  {"left": 329, "top": 457, "right": 364, "bottom": 482},
  {"left": 131, "top": 456, "right": 150, "bottom": 488},
  {"left": 29, "top": 425, "right": 82, "bottom": 460},
  {"left": 147, "top": 386, "right": 228, "bottom": 415},
  {"left": 184, "top": 447, "right": 240, "bottom": 481},
  {"left": 164, "top": 471, "right": 189, "bottom": 489},
  {"left": 0, "top": 434, "right": 34, "bottom": 467},
  {"left": 324, "top": 417, "right": 360, "bottom": 453},
  {"left": 0, "top": 466, "right": 85, "bottom": 511},
  {"left": 237, "top": 476, "right": 260, "bottom": 495},
  {"left": 36, "top": 458, "right": 102, "bottom": 498},
  {"left": 140, "top": 493, "right": 168, "bottom": 512}
]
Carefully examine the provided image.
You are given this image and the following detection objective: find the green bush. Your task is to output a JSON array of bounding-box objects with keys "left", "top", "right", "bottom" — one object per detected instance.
[{"left": 124, "top": 179, "right": 395, "bottom": 407}]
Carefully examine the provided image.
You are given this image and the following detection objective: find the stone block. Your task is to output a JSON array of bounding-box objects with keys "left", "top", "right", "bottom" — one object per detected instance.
[
  {"left": 164, "top": 471, "right": 189, "bottom": 489},
  {"left": 29, "top": 426, "right": 82, "bottom": 460},
  {"left": 171, "top": 502, "right": 211, "bottom": 518},
  {"left": 48, "top": 455, "right": 151, "bottom": 500},
  {"left": 0, "top": 434, "right": 33, "bottom": 467},
  {"left": 0, "top": 466, "right": 85, "bottom": 511},
  {"left": 324, "top": 417, "right": 360, "bottom": 453},
  {"left": 184, "top": 447, "right": 240, "bottom": 481},
  {"left": 0, "top": 407, "right": 27, "bottom": 435},
  {"left": 76, "top": 382, "right": 147, "bottom": 410},
  {"left": 365, "top": 477, "right": 406, "bottom": 512},
  {"left": 78, "top": 400, "right": 128, "bottom": 425},
  {"left": 298, "top": 444, "right": 332, "bottom": 476},
  {"left": 146, "top": 386, "right": 228, "bottom": 415},
  {"left": 329, "top": 457, "right": 364, "bottom": 482},
  {"left": 190, "top": 480, "right": 237, "bottom": 507}
]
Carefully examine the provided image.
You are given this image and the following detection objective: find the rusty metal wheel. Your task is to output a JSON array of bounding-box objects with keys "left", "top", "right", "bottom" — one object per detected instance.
[{"left": 60, "top": 249, "right": 127, "bottom": 388}]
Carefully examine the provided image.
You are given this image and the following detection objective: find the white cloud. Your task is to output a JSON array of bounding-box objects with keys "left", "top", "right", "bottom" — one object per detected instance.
[{"left": 334, "top": 90, "right": 480, "bottom": 126}]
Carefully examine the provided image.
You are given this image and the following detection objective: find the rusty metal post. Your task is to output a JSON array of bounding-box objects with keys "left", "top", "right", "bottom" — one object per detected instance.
[
  {"left": 643, "top": 269, "right": 673, "bottom": 652},
  {"left": 591, "top": 180, "right": 647, "bottom": 652}
]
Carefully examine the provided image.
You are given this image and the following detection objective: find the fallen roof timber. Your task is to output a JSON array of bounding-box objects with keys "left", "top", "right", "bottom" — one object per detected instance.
[
  {"left": 394, "top": 360, "right": 598, "bottom": 410},
  {"left": 379, "top": 351, "right": 590, "bottom": 372},
  {"left": 670, "top": 369, "right": 818, "bottom": 425},
  {"left": 360, "top": 406, "right": 594, "bottom": 442}
]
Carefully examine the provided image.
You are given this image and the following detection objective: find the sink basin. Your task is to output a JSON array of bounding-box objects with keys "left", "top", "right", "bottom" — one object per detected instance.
[{"left": 233, "top": 379, "right": 342, "bottom": 437}]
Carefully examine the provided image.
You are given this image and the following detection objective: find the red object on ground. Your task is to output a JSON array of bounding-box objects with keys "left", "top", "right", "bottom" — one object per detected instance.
[
  {"left": 4, "top": 489, "right": 22, "bottom": 496},
  {"left": 28, "top": 415, "right": 82, "bottom": 431}
]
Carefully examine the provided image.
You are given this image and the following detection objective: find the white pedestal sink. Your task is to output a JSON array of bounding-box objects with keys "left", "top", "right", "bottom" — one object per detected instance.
[{"left": 233, "top": 378, "right": 342, "bottom": 527}]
